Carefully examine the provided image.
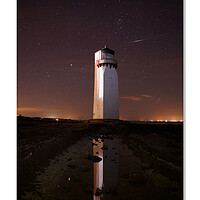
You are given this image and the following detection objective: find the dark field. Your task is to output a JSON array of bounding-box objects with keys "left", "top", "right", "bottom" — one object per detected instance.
[{"left": 18, "top": 117, "right": 183, "bottom": 200}]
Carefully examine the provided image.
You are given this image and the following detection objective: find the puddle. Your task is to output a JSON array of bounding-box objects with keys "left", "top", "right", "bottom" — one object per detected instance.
[{"left": 22, "top": 135, "right": 166, "bottom": 200}]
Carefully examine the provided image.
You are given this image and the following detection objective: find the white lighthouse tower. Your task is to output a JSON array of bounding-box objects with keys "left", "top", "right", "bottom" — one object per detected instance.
[{"left": 93, "top": 45, "right": 119, "bottom": 119}]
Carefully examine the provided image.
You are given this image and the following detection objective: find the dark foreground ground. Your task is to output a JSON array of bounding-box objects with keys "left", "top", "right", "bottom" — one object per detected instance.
[{"left": 18, "top": 116, "right": 183, "bottom": 200}]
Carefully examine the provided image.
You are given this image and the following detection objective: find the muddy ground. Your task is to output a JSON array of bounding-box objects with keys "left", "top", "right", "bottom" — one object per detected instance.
[{"left": 18, "top": 117, "right": 183, "bottom": 200}]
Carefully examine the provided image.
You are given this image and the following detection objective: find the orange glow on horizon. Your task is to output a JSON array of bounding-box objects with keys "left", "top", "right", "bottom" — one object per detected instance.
[{"left": 16, "top": 107, "right": 183, "bottom": 122}]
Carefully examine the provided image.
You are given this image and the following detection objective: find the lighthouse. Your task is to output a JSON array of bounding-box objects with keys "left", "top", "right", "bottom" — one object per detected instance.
[{"left": 93, "top": 45, "right": 119, "bottom": 119}]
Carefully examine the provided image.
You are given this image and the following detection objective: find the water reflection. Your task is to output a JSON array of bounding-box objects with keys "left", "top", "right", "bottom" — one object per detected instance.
[{"left": 93, "top": 136, "right": 118, "bottom": 199}]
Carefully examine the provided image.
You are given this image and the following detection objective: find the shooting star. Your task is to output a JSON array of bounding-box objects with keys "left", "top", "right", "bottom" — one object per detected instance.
[
  {"left": 131, "top": 39, "right": 144, "bottom": 43},
  {"left": 130, "top": 35, "right": 162, "bottom": 44}
]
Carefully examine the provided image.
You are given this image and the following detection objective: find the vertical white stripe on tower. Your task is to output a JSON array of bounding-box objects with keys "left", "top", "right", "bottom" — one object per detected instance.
[{"left": 99, "top": 66, "right": 104, "bottom": 99}]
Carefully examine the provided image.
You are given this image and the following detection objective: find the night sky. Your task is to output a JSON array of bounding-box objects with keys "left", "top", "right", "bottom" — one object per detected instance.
[{"left": 17, "top": 0, "right": 183, "bottom": 121}]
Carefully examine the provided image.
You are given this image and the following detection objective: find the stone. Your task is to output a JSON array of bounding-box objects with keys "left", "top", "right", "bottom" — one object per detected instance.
[
  {"left": 94, "top": 188, "right": 102, "bottom": 196},
  {"left": 92, "top": 156, "right": 102, "bottom": 163}
]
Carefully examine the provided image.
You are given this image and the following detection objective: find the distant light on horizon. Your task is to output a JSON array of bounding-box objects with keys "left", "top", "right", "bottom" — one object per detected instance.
[
  {"left": 16, "top": 107, "right": 183, "bottom": 122},
  {"left": 147, "top": 119, "right": 183, "bottom": 122}
]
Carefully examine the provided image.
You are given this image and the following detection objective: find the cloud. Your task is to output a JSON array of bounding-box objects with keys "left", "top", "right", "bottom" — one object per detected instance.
[
  {"left": 17, "top": 107, "right": 42, "bottom": 112},
  {"left": 17, "top": 106, "right": 66, "bottom": 113},
  {"left": 141, "top": 94, "right": 152, "bottom": 98},
  {"left": 120, "top": 96, "right": 142, "bottom": 101},
  {"left": 120, "top": 94, "right": 160, "bottom": 103}
]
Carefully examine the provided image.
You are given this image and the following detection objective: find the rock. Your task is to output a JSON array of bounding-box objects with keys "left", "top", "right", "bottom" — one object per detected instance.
[
  {"left": 94, "top": 188, "right": 102, "bottom": 196},
  {"left": 92, "top": 156, "right": 102, "bottom": 163}
]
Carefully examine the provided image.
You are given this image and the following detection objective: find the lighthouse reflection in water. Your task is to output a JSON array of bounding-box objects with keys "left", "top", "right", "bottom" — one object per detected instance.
[{"left": 93, "top": 136, "right": 118, "bottom": 199}]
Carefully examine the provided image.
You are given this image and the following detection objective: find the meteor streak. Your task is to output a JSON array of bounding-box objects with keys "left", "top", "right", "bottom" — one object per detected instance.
[{"left": 130, "top": 35, "right": 162, "bottom": 44}]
